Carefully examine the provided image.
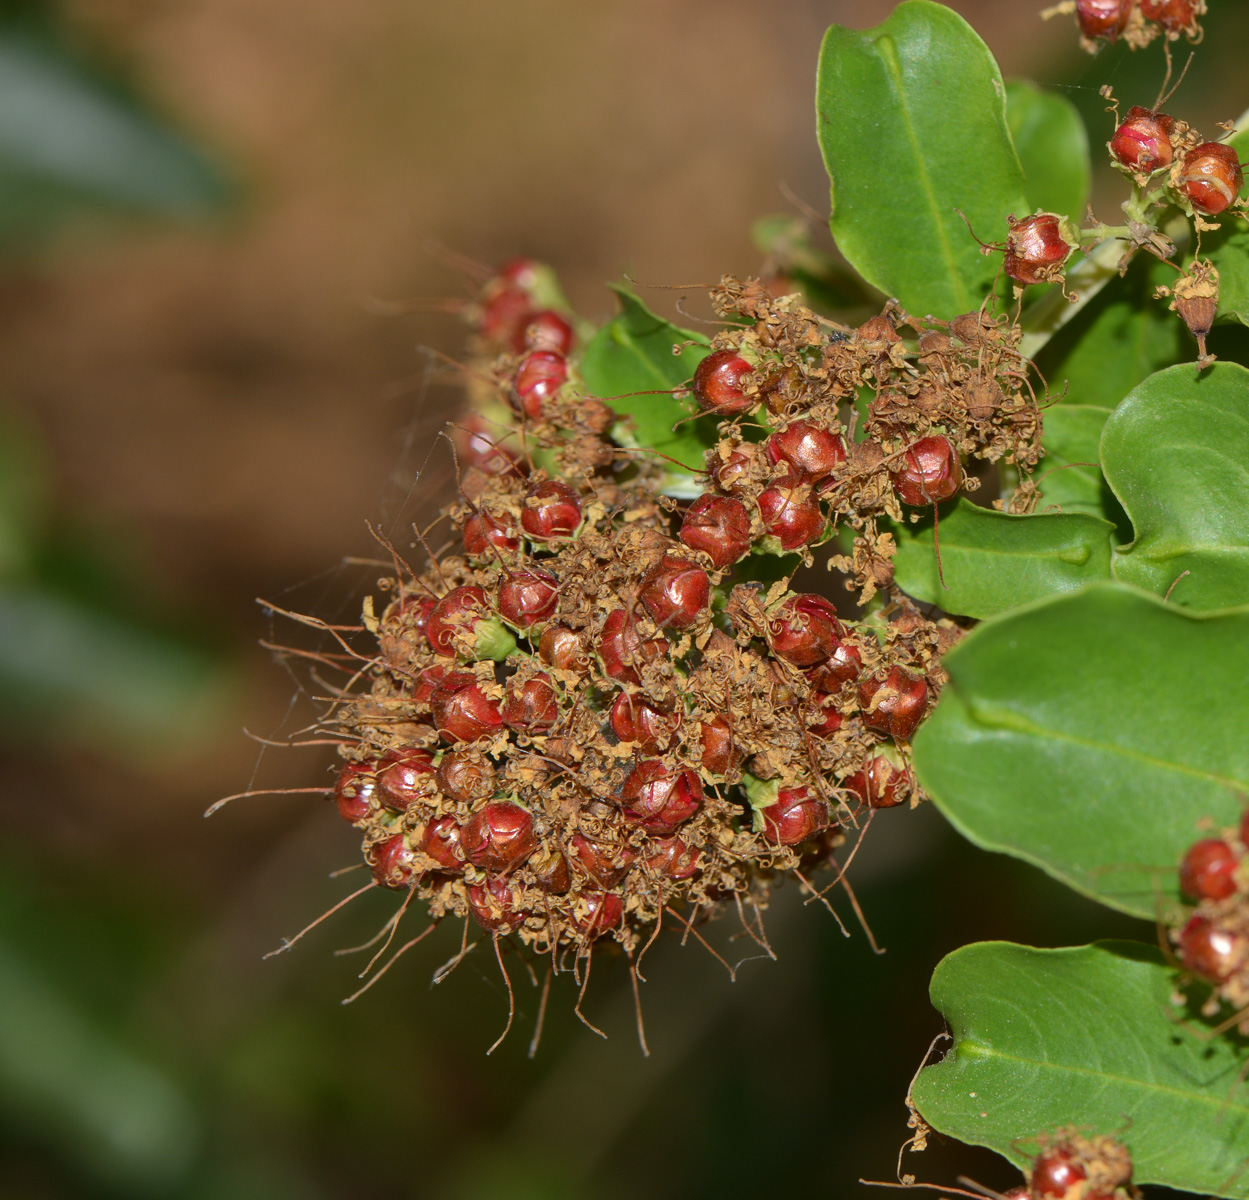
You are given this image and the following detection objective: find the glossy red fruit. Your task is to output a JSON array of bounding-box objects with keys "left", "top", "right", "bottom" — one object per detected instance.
[
  {"left": 766, "top": 420, "right": 847, "bottom": 484},
  {"left": 467, "top": 876, "right": 528, "bottom": 933},
  {"left": 759, "top": 786, "right": 830, "bottom": 845},
  {"left": 757, "top": 484, "right": 825, "bottom": 549},
  {"left": 1140, "top": 0, "right": 1199, "bottom": 30},
  {"left": 333, "top": 761, "right": 378, "bottom": 822},
  {"left": 1240, "top": 807, "right": 1249, "bottom": 850},
  {"left": 1000, "top": 1189, "right": 1029, "bottom": 1200},
  {"left": 679, "top": 494, "right": 752, "bottom": 569},
  {"left": 692, "top": 349, "right": 755, "bottom": 415},
  {"left": 1030, "top": 1149, "right": 1087, "bottom": 1198},
  {"left": 371, "top": 834, "right": 421, "bottom": 890},
  {"left": 610, "top": 692, "right": 678, "bottom": 753},
  {"left": 502, "top": 673, "right": 559, "bottom": 733},
  {"left": 570, "top": 833, "right": 636, "bottom": 887},
  {"left": 413, "top": 663, "right": 450, "bottom": 706},
  {"left": 376, "top": 748, "right": 437, "bottom": 809},
  {"left": 859, "top": 668, "right": 929, "bottom": 741},
  {"left": 457, "top": 416, "right": 526, "bottom": 478},
  {"left": 497, "top": 568, "right": 559, "bottom": 628},
  {"left": 461, "top": 801, "right": 537, "bottom": 873},
  {"left": 805, "top": 693, "right": 843, "bottom": 738},
  {"left": 538, "top": 625, "right": 588, "bottom": 673},
  {"left": 436, "top": 750, "right": 496, "bottom": 803},
  {"left": 597, "top": 608, "right": 667, "bottom": 685},
  {"left": 639, "top": 554, "right": 710, "bottom": 630},
  {"left": 512, "top": 350, "right": 568, "bottom": 419},
  {"left": 1178, "top": 142, "right": 1244, "bottom": 217},
  {"left": 890, "top": 436, "right": 961, "bottom": 506},
  {"left": 618, "top": 761, "right": 704, "bottom": 833},
  {"left": 421, "top": 816, "right": 466, "bottom": 870},
  {"left": 846, "top": 754, "right": 912, "bottom": 809},
  {"left": 1110, "top": 106, "right": 1175, "bottom": 174},
  {"left": 646, "top": 837, "right": 702, "bottom": 881},
  {"left": 463, "top": 510, "right": 520, "bottom": 557},
  {"left": 1177, "top": 914, "right": 1242, "bottom": 983},
  {"left": 521, "top": 309, "right": 574, "bottom": 355},
  {"left": 1179, "top": 838, "right": 1240, "bottom": 901},
  {"left": 572, "top": 891, "right": 624, "bottom": 937},
  {"left": 530, "top": 846, "right": 572, "bottom": 893},
  {"left": 707, "top": 442, "right": 760, "bottom": 493},
  {"left": 480, "top": 287, "right": 532, "bottom": 346},
  {"left": 1075, "top": 0, "right": 1132, "bottom": 39},
  {"left": 699, "top": 715, "right": 739, "bottom": 775},
  {"left": 807, "top": 642, "right": 862, "bottom": 691},
  {"left": 768, "top": 593, "right": 845, "bottom": 668},
  {"left": 521, "top": 480, "right": 582, "bottom": 541},
  {"left": 1004, "top": 213, "right": 1077, "bottom": 286},
  {"left": 430, "top": 672, "right": 504, "bottom": 743},
  {"left": 496, "top": 258, "right": 539, "bottom": 290},
  {"left": 427, "top": 585, "right": 491, "bottom": 657}
]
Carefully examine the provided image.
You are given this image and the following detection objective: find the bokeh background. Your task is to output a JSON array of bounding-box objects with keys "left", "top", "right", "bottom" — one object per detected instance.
[{"left": 2, "top": 1, "right": 1245, "bottom": 1196}]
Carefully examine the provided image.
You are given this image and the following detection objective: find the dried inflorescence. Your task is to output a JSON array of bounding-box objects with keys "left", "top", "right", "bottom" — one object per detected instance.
[{"left": 1042, "top": 0, "right": 1205, "bottom": 52}]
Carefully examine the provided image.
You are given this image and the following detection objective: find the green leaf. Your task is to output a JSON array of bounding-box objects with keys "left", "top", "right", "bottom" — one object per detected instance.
[
  {"left": 1005, "top": 80, "right": 1090, "bottom": 221},
  {"left": 913, "top": 583, "right": 1249, "bottom": 917},
  {"left": 1102, "top": 361, "right": 1249, "bottom": 611},
  {"left": 579, "top": 286, "right": 716, "bottom": 488},
  {"left": 750, "top": 214, "right": 876, "bottom": 313},
  {"left": 892, "top": 498, "right": 1114, "bottom": 618},
  {"left": 816, "top": 0, "right": 1029, "bottom": 318},
  {"left": 1203, "top": 128, "right": 1249, "bottom": 327},
  {"left": 913, "top": 941, "right": 1249, "bottom": 1199},
  {"left": 1031, "top": 404, "right": 1114, "bottom": 518}
]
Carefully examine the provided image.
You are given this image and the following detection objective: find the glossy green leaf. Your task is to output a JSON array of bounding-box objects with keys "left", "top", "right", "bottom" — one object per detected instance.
[
  {"left": 579, "top": 286, "right": 716, "bottom": 488},
  {"left": 1203, "top": 128, "right": 1249, "bottom": 327},
  {"left": 1102, "top": 361, "right": 1249, "bottom": 610},
  {"left": 914, "top": 941, "right": 1249, "bottom": 1199},
  {"left": 1005, "top": 80, "right": 1090, "bottom": 221},
  {"left": 1031, "top": 404, "right": 1114, "bottom": 519},
  {"left": 816, "top": 1, "right": 1029, "bottom": 318},
  {"left": 892, "top": 498, "right": 1113, "bottom": 618},
  {"left": 913, "top": 583, "right": 1249, "bottom": 917}
]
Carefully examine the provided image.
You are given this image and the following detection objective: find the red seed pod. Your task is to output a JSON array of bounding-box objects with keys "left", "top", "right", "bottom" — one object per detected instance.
[
  {"left": 538, "top": 625, "right": 588, "bottom": 673},
  {"left": 699, "top": 715, "right": 739, "bottom": 775},
  {"left": 376, "top": 748, "right": 437, "bottom": 809},
  {"left": 436, "top": 750, "right": 497, "bottom": 803},
  {"left": 765, "top": 420, "right": 847, "bottom": 484},
  {"left": 859, "top": 668, "right": 929, "bottom": 741},
  {"left": 757, "top": 484, "right": 825, "bottom": 550},
  {"left": 570, "top": 833, "right": 636, "bottom": 887},
  {"left": 759, "top": 785, "right": 830, "bottom": 845},
  {"left": 639, "top": 554, "right": 710, "bottom": 630},
  {"left": 333, "top": 761, "right": 378, "bottom": 822},
  {"left": 413, "top": 663, "right": 451, "bottom": 707},
  {"left": 427, "top": 585, "right": 491, "bottom": 657},
  {"left": 1140, "top": 0, "right": 1199, "bottom": 31},
  {"left": 679, "top": 494, "right": 752, "bottom": 569},
  {"left": 1030, "top": 1148, "right": 1088, "bottom": 1199},
  {"left": 1178, "top": 142, "right": 1245, "bottom": 217},
  {"left": 1177, "top": 914, "right": 1242, "bottom": 983},
  {"left": 609, "top": 692, "right": 678, "bottom": 753},
  {"left": 1240, "top": 807, "right": 1249, "bottom": 850},
  {"left": 1075, "top": 0, "right": 1132, "bottom": 40},
  {"left": 461, "top": 801, "right": 537, "bottom": 873},
  {"left": 457, "top": 416, "right": 527, "bottom": 479},
  {"left": 618, "top": 760, "right": 704, "bottom": 833},
  {"left": 497, "top": 567, "right": 559, "bottom": 628},
  {"left": 572, "top": 891, "right": 624, "bottom": 937},
  {"left": 520, "top": 479, "right": 582, "bottom": 541},
  {"left": 646, "top": 837, "right": 703, "bottom": 881},
  {"left": 1001, "top": 1189, "right": 1029, "bottom": 1200},
  {"left": 479, "top": 286, "right": 532, "bottom": 346},
  {"left": 496, "top": 258, "right": 539, "bottom": 290},
  {"left": 806, "top": 642, "right": 863, "bottom": 691},
  {"left": 512, "top": 350, "right": 568, "bottom": 420},
  {"left": 430, "top": 672, "right": 504, "bottom": 743},
  {"left": 1109, "top": 106, "right": 1175, "bottom": 175},
  {"left": 890, "top": 436, "right": 961, "bottom": 506},
  {"left": 1179, "top": 838, "right": 1240, "bottom": 901},
  {"left": 805, "top": 692, "right": 843, "bottom": 739},
  {"left": 597, "top": 608, "right": 667, "bottom": 685},
  {"left": 767, "top": 593, "right": 845, "bottom": 668},
  {"left": 707, "top": 442, "right": 760, "bottom": 494},
  {"left": 846, "top": 753, "right": 913, "bottom": 809},
  {"left": 463, "top": 510, "right": 520, "bottom": 557},
  {"left": 521, "top": 309, "right": 574, "bottom": 355},
  {"left": 371, "top": 834, "right": 421, "bottom": 890},
  {"left": 691, "top": 349, "right": 755, "bottom": 415},
  {"left": 1004, "top": 213, "right": 1078, "bottom": 287},
  {"left": 502, "top": 673, "right": 560, "bottom": 733},
  {"left": 421, "top": 816, "right": 466, "bottom": 871},
  {"left": 467, "top": 876, "right": 528, "bottom": 934},
  {"left": 530, "top": 845, "right": 571, "bottom": 893}
]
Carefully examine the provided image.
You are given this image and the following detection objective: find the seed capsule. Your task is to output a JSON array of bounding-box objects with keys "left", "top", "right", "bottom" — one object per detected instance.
[
  {"left": 639, "top": 554, "right": 710, "bottom": 630},
  {"left": 1140, "top": 0, "right": 1200, "bottom": 32},
  {"left": 371, "top": 834, "right": 421, "bottom": 890},
  {"left": 461, "top": 801, "right": 537, "bottom": 873},
  {"left": 520, "top": 480, "right": 582, "bottom": 541},
  {"left": 1179, "top": 838, "right": 1239, "bottom": 901},
  {"left": 1109, "top": 106, "right": 1175, "bottom": 176},
  {"left": 1177, "top": 914, "right": 1242, "bottom": 983},
  {"left": 890, "top": 436, "right": 961, "bottom": 506},
  {"left": 1004, "top": 213, "right": 1078, "bottom": 287},
  {"left": 421, "top": 816, "right": 466, "bottom": 871},
  {"left": 512, "top": 350, "right": 568, "bottom": 420},
  {"left": 859, "top": 668, "right": 929, "bottom": 741},
  {"left": 497, "top": 568, "right": 559, "bottom": 628},
  {"left": 427, "top": 585, "right": 491, "bottom": 657},
  {"left": 502, "top": 674, "right": 560, "bottom": 733},
  {"left": 521, "top": 309, "right": 574, "bottom": 355},
  {"left": 571, "top": 891, "right": 624, "bottom": 937},
  {"left": 333, "top": 761, "right": 378, "bottom": 822},
  {"left": 679, "top": 494, "right": 752, "bottom": 569},
  {"left": 692, "top": 349, "right": 755, "bottom": 415},
  {"left": 768, "top": 593, "right": 845, "bottom": 668},
  {"left": 845, "top": 753, "right": 912, "bottom": 809},
  {"left": 646, "top": 837, "right": 702, "bottom": 881},
  {"left": 570, "top": 833, "right": 636, "bottom": 887},
  {"left": 1075, "top": 0, "right": 1132, "bottom": 40},
  {"left": 597, "top": 608, "right": 666, "bottom": 685},
  {"left": 618, "top": 760, "right": 704, "bottom": 833},
  {"left": 430, "top": 672, "right": 504, "bottom": 743},
  {"left": 467, "top": 876, "right": 528, "bottom": 933},
  {"left": 436, "top": 750, "right": 497, "bottom": 803},
  {"left": 1178, "top": 142, "right": 1244, "bottom": 217},
  {"left": 765, "top": 419, "right": 847, "bottom": 484},
  {"left": 757, "top": 484, "right": 825, "bottom": 550},
  {"left": 463, "top": 510, "right": 520, "bottom": 557},
  {"left": 376, "top": 748, "right": 437, "bottom": 809},
  {"left": 759, "top": 786, "right": 830, "bottom": 845},
  {"left": 609, "top": 692, "right": 678, "bottom": 754},
  {"left": 1030, "top": 1148, "right": 1087, "bottom": 1198}
]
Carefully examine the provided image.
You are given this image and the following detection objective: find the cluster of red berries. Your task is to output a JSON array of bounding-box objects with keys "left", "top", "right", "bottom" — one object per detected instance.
[
  {"left": 1172, "top": 812, "right": 1249, "bottom": 1031},
  {"left": 1047, "top": 0, "right": 1205, "bottom": 51},
  {"left": 997, "top": 1128, "right": 1140, "bottom": 1200}
]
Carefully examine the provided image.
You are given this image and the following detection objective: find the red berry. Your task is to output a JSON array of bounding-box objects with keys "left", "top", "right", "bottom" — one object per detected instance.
[
  {"left": 846, "top": 754, "right": 912, "bottom": 809},
  {"left": 480, "top": 287, "right": 532, "bottom": 346},
  {"left": 805, "top": 692, "right": 843, "bottom": 739},
  {"left": 436, "top": 750, "right": 497, "bottom": 803},
  {"left": 502, "top": 673, "right": 559, "bottom": 733},
  {"left": 1001, "top": 1189, "right": 1029, "bottom": 1200},
  {"left": 413, "top": 663, "right": 450, "bottom": 706},
  {"left": 807, "top": 642, "right": 863, "bottom": 691},
  {"left": 457, "top": 416, "right": 526, "bottom": 478},
  {"left": 597, "top": 608, "right": 666, "bottom": 685},
  {"left": 698, "top": 715, "right": 739, "bottom": 775},
  {"left": 618, "top": 760, "right": 704, "bottom": 833},
  {"left": 538, "top": 625, "right": 588, "bottom": 673},
  {"left": 427, "top": 585, "right": 491, "bottom": 657},
  {"left": 890, "top": 436, "right": 961, "bottom": 506},
  {"left": 859, "top": 668, "right": 929, "bottom": 741},
  {"left": 1140, "top": 0, "right": 1198, "bottom": 31},
  {"left": 1030, "top": 1149, "right": 1087, "bottom": 1198},
  {"left": 646, "top": 837, "right": 702, "bottom": 881},
  {"left": 496, "top": 258, "right": 539, "bottom": 290},
  {"left": 609, "top": 692, "right": 679, "bottom": 753},
  {"left": 521, "top": 309, "right": 574, "bottom": 355},
  {"left": 521, "top": 480, "right": 582, "bottom": 541},
  {"left": 461, "top": 801, "right": 537, "bottom": 873},
  {"left": 1177, "top": 914, "right": 1242, "bottom": 983},
  {"left": 512, "top": 350, "right": 568, "bottom": 420},
  {"left": 463, "top": 510, "right": 520, "bottom": 557},
  {"left": 759, "top": 786, "right": 830, "bottom": 845},
  {"left": 371, "top": 834, "right": 421, "bottom": 890},
  {"left": 572, "top": 891, "right": 624, "bottom": 937},
  {"left": 1075, "top": 0, "right": 1132, "bottom": 39},
  {"left": 1240, "top": 807, "right": 1249, "bottom": 850},
  {"left": 570, "top": 833, "right": 636, "bottom": 887},
  {"left": 530, "top": 846, "right": 571, "bottom": 893},
  {"left": 679, "top": 494, "right": 752, "bottom": 569},
  {"left": 1004, "top": 213, "right": 1077, "bottom": 286},
  {"left": 430, "top": 671, "right": 504, "bottom": 743},
  {"left": 707, "top": 442, "right": 760, "bottom": 493},
  {"left": 1179, "top": 838, "right": 1239, "bottom": 901},
  {"left": 467, "top": 876, "right": 528, "bottom": 933},
  {"left": 639, "top": 554, "right": 710, "bottom": 630},
  {"left": 497, "top": 567, "right": 559, "bottom": 628},
  {"left": 692, "top": 349, "right": 755, "bottom": 415},
  {"left": 421, "top": 816, "right": 466, "bottom": 870},
  {"left": 376, "top": 749, "right": 437, "bottom": 809},
  {"left": 333, "top": 761, "right": 377, "bottom": 822},
  {"left": 766, "top": 420, "right": 847, "bottom": 484},
  {"left": 1178, "top": 142, "right": 1244, "bottom": 217},
  {"left": 768, "top": 593, "right": 845, "bottom": 668},
  {"left": 1110, "top": 106, "right": 1175, "bottom": 175},
  {"left": 757, "top": 484, "right": 825, "bottom": 550}
]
